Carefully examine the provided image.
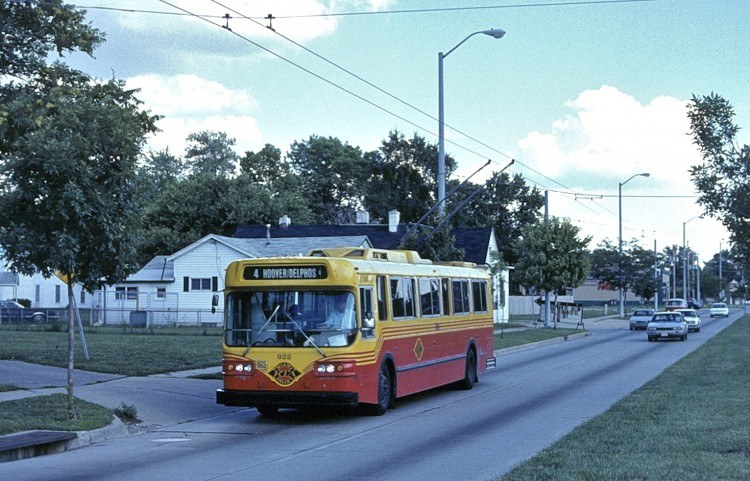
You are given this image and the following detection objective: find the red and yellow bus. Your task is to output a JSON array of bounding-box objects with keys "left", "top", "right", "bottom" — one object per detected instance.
[{"left": 216, "top": 247, "right": 495, "bottom": 415}]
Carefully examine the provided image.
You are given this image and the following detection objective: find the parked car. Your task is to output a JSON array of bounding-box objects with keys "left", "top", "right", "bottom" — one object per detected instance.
[
  {"left": 664, "top": 298, "right": 688, "bottom": 311},
  {"left": 629, "top": 309, "right": 655, "bottom": 330},
  {"left": 676, "top": 308, "right": 701, "bottom": 332},
  {"left": 709, "top": 302, "right": 729, "bottom": 318},
  {"left": 0, "top": 300, "right": 25, "bottom": 322},
  {"left": 647, "top": 311, "right": 688, "bottom": 342},
  {"left": 0, "top": 300, "right": 59, "bottom": 323}
]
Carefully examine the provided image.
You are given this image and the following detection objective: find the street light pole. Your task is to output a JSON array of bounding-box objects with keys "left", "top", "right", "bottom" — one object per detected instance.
[
  {"left": 618, "top": 172, "right": 650, "bottom": 318},
  {"left": 682, "top": 216, "right": 698, "bottom": 300},
  {"left": 719, "top": 240, "right": 724, "bottom": 301},
  {"left": 438, "top": 28, "right": 505, "bottom": 215}
]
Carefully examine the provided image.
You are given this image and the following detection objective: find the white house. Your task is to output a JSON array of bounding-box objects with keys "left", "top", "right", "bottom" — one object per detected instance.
[
  {"left": 0, "top": 252, "right": 96, "bottom": 312},
  {"left": 102, "top": 234, "right": 373, "bottom": 326}
]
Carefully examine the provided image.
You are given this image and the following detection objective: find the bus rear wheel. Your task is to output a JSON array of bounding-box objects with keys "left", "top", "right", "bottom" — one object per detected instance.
[
  {"left": 459, "top": 349, "right": 477, "bottom": 390},
  {"left": 366, "top": 363, "right": 392, "bottom": 416}
]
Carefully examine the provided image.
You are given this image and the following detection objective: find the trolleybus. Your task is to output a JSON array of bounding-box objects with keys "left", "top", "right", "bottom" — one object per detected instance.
[{"left": 216, "top": 247, "right": 495, "bottom": 415}]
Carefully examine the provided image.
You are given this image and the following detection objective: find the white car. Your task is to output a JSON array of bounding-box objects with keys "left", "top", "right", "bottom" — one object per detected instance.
[
  {"left": 647, "top": 311, "right": 688, "bottom": 342},
  {"left": 664, "top": 298, "right": 687, "bottom": 311},
  {"left": 709, "top": 302, "right": 729, "bottom": 317},
  {"left": 676, "top": 309, "right": 701, "bottom": 332},
  {"left": 629, "top": 309, "right": 655, "bottom": 330}
]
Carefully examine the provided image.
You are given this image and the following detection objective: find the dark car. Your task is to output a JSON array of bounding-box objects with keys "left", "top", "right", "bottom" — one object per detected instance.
[
  {"left": 687, "top": 298, "right": 701, "bottom": 310},
  {"left": 0, "top": 300, "right": 25, "bottom": 322},
  {"left": 0, "top": 300, "right": 58, "bottom": 323}
]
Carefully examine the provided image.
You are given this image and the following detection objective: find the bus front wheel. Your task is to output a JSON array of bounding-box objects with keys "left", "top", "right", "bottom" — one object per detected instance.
[{"left": 367, "top": 363, "right": 393, "bottom": 416}]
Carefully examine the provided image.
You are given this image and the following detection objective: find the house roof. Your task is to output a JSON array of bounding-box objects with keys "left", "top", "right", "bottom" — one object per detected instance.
[
  {"left": 0, "top": 271, "right": 19, "bottom": 286},
  {"left": 127, "top": 256, "right": 174, "bottom": 282},
  {"left": 233, "top": 224, "right": 496, "bottom": 265},
  {"left": 126, "top": 235, "right": 371, "bottom": 283}
]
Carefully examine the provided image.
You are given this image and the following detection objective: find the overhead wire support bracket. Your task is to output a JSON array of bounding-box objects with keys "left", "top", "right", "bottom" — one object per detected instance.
[
  {"left": 406, "top": 158, "right": 515, "bottom": 250},
  {"left": 266, "top": 13, "right": 275, "bottom": 31},
  {"left": 399, "top": 158, "right": 496, "bottom": 246},
  {"left": 222, "top": 13, "right": 232, "bottom": 31}
]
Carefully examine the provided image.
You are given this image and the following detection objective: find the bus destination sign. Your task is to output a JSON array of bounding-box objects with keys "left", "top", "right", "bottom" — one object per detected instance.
[{"left": 244, "top": 265, "right": 328, "bottom": 281}]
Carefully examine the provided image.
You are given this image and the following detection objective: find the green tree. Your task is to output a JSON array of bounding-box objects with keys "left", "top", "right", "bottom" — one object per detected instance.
[
  {"left": 513, "top": 217, "right": 591, "bottom": 326},
  {"left": 628, "top": 244, "right": 661, "bottom": 302},
  {"left": 184, "top": 131, "right": 237, "bottom": 177},
  {"left": 590, "top": 239, "right": 661, "bottom": 305},
  {"left": 139, "top": 175, "right": 241, "bottom": 263},
  {"left": 137, "top": 148, "right": 184, "bottom": 203},
  {"left": 288, "top": 135, "right": 364, "bottom": 224},
  {"left": 688, "top": 93, "right": 750, "bottom": 267},
  {"left": 398, "top": 214, "right": 464, "bottom": 262},
  {"left": 240, "top": 143, "right": 283, "bottom": 184},
  {"left": 0, "top": 3, "right": 108, "bottom": 420},
  {"left": 0, "top": 67, "right": 158, "bottom": 418},
  {"left": 363, "top": 130, "right": 456, "bottom": 223},
  {"left": 239, "top": 143, "right": 314, "bottom": 225},
  {"left": 0, "top": 0, "right": 103, "bottom": 79},
  {"left": 455, "top": 171, "right": 544, "bottom": 270}
]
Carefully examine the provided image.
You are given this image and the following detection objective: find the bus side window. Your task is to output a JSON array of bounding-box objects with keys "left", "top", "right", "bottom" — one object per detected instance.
[
  {"left": 441, "top": 278, "right": 450, "bottom": 318},
  {"left": 376, "top": 275, "right": 388, "bottom": 321},
  {"left": 360, "top": 286, "right": 375, "bottom": 339}
]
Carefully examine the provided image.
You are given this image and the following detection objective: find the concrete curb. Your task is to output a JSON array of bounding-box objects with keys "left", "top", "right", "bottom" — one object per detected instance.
[{"left": 68, "top": 416, "right": 129, "bottom": 449}]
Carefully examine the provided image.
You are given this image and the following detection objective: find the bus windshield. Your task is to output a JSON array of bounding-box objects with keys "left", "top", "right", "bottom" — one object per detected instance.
[{"left": 224, "top": 289, "right": 356, "bottom": 348}]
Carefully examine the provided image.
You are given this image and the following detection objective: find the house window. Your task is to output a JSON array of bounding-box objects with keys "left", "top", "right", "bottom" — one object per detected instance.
[
  {"left": 35, "top": 285, "right": 41, "bottom": 303},
  {"left": 156, "top": 288, "right": 166, "bottom": 299},
  {"left": 55, "top": 285, "right": 61, "bottom": 303},
  {"left": 115, "top": 286, "right": 138, "bottom": 300},
  {"left": 80, "top": 290, "right": 86, "bottom": 304},
  {"left": 191, "top": 278, "right": 212, "bottom": 291}
]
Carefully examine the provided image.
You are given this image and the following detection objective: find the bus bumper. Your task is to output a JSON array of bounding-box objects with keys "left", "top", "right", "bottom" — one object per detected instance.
[{"left": 216, "top": 389, "right": 359, "bottom": 408}]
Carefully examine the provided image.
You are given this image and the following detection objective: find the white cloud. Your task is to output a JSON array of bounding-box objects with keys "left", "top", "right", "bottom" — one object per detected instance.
[
  {"left": 516, "top": 86, "right": 726, "bottom": 263},
  {"left": 518, "top": 86, "right": 701, "bottom": 188},
  {"left": 128, "top": 75, "right": 262, "bottom": 155},
  {"left": 128, "top": 74, "right": 256, "bottom": 116}
]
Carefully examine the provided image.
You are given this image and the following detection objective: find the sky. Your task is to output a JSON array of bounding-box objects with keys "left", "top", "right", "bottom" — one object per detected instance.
[{"left": 64, "top": 0, "right": 750, "bottom": 266}]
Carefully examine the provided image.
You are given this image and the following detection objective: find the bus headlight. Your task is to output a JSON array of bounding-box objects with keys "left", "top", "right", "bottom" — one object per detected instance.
[
  {"left": 227, "top": 363, "right": 253, "bottom": 373},
  {"left": 315, "top": 361, "right": 355, "bottom": 376}
]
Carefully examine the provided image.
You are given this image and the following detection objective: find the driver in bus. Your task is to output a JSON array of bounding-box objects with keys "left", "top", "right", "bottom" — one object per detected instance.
[{"left": 320, "top": 296, "right": 354, "bottom": 330}]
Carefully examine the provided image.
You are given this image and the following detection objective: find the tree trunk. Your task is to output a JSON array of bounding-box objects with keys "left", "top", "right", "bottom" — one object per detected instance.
[{"left": 66, "top": 280, "right": 77, "bottom": 420}]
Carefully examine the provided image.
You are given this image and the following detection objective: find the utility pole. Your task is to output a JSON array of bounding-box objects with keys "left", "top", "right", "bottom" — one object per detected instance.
[
  {"left": 653, "top": 238, "right": 658, "bottom": 311},
  {"left": 544, "top": 190, "right": 550, "bottom": 328}
]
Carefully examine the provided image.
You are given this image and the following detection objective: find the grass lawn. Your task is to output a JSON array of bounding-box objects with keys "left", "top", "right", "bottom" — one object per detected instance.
[
  {"left": 0, "top": 325, "right": 222, "bottom": 376},
  {"left": 0, "top": 394, "right": 113, "bottom": 435},
  {"left": 497, "top": 316, "right": 750, "bottom": 481}
]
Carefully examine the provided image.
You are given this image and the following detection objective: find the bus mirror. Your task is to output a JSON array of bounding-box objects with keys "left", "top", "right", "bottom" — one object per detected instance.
[{"left": 211, "top": 292, "right": 219, "bottom": 314}]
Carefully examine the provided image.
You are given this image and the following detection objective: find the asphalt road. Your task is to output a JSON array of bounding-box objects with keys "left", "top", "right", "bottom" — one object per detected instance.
[{"left": 0, "top": 310, "right": 741, "bottom": 481}]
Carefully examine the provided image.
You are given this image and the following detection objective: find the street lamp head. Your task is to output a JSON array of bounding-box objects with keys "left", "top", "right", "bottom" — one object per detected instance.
[
  {"left": 641, "top": 172, "right": 650, "bottom": 178},
  {"left": 482, "top": 28, "right": 506, "bottom": 39}
]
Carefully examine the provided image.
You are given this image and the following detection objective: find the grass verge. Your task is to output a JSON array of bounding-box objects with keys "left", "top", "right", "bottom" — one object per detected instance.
[
  {"left": 0, "top": 394, "right": 114, "bottom": 435},
  {"left": 497, "top": 316, "right": 750, "bottom": 481},
  {"left": 0, "top": 326, "right": 221, "bottom": 376},
  {"left": 494, "top": 328, "right": 582, "bottom": 350}
]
